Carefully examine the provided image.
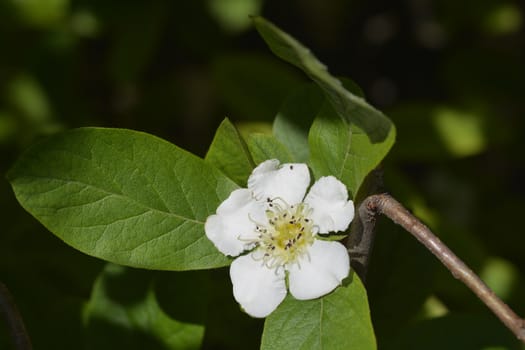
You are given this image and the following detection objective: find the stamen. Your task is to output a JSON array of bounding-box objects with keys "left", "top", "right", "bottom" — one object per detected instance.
[{"left": 249, "top": 197, "right": 316, "bottom": 271}]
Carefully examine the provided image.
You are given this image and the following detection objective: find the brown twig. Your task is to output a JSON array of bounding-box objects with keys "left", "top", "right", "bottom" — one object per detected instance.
[
  {"left": 0, "top": 282, "right": 32, "bottom": 350},
  {"left": 360, "top": 193, "right": 525, "bottom": 342},
  {"left": 347, "top": 198, "right": 378, "bottom": 281},
  {"left": 346, "top": 168, "right": 383, "bottom": 281}
]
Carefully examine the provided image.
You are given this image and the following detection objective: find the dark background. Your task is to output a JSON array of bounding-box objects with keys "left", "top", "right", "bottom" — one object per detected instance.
[{"left": 1, "top": 0, "right": 524, "bottom": 349}]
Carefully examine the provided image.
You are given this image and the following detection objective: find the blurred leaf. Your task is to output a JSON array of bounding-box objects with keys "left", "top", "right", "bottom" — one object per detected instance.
[
  {"left": 205, "top": 118, "right": 254, "bottom": 186},
  {"left": 207, "top": 0, "right": 262, "bottom": 33},
  {"left": 388, "top": 103, "right": 489, "bottom": 160},
  {"left": 8, "top": 128, "right": 237, "bottom": 270},
  {"left": 7, "top": 74, "right": 56, "bottom": 128},
  {"left": 420, "top": 296, "right": 449, "bottom": 319},
  {"left": 70, "top": 9, "right": 100, "bottom": 38},
  {"left": 253, "top": 16, "right": 396, "bottom": 145},
  {"left": 483, "top": 3, "right": 522, "bottom": 35},
  {"left": 201, "top": 268, "right": 264, "bottom": 349},
  {"left": 154, "top": 270, "right": 210, "bottom": 326},
  {"left": 84, "top": 264, "right": 204, "bottom": 350},
  {"left": 432, "top": 107, "right": 486, "bottom": 157},
  {"left": 0, "top": 111, "right": 18, "bottom": 144},
  {"left": 9, "top": 0, "right": 68, "bottom": 28},
  {"left": 212, "top": 53, "right": 303, "bottom": 121},
  {"left": 247, "top": 133, "right": 293, "bottom": 165},
  {"left": 479, "top": 257, "right": 519, "bottom": 301},
  {"left": 261, "top": 274, "right": 376, "bottom": 350},
  {"left": 385, "top": 313, "right": 520, "bottom": 350}
]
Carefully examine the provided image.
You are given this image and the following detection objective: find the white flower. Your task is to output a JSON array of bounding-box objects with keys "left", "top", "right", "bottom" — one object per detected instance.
[{"left": 205, "top": 159, "right": 354, "bottom": 318}]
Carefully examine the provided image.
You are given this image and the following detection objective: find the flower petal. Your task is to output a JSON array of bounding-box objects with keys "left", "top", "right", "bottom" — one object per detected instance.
[
  {"left": 247, "top": 159, "right": 310, "bottom": 205},
  {"left": 287, "top": 240, "right": 349, "bottom": 300},
  {"left": 304, "top": 176, "right": 354, "bottom": 233},
  {"left": 230, "top": 254, "right": 287, "bottom": 318},
  {"left": 205, "top": 189, "right": 266, "bottom": 256}
]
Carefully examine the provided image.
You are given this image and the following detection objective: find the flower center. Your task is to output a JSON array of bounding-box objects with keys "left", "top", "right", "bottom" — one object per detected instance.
[{"left": 254, "top": 198, "right": 316, "bottom": 269}]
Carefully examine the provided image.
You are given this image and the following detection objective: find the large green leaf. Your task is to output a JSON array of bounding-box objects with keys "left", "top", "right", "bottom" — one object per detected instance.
[
  {"left": 205, "top": 118, "right": 255, "bottom": 186},
  {"left": 8, "top": 128, "right": 237, "bottom": 270},
  {"left": 308, "top": 103, "right": 390, "bottom": 198},
  {"left": 253, "top": 16, "right": 395, "bottom": 146},
  {"left": 84, "top": 264, "right": 204, "bottom": 350},
  {"left": 261, "top": 274, "right": 376, "bottom": 350}
]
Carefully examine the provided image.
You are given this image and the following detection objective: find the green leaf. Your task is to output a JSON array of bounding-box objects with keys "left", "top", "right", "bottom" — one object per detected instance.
[
  {"left": 272, "top": 78, "right": 364, "bottom": 165},
  {"left": 261, "top": 274, "right": 376, "bottom": 350},
  {"left": 84, "top": 264, "right": 204, "bottom": 350},
  {"left": 253, "top": 16, "right": 396, "bottom": 145},
  {"left": 273, "top": 84, "right": 324, "bottom": 163},
  {"left": 247, "top": 133, "right": 293, "bottom": 165},
  {"left": 8, "top": 127, "right": 237, "bottom": 270},
  {"left": 308, "top": 104, "right": 390, "bottom": 198},
  {"left": 205, "top": 118, "right": 255, "bottom": 186}
]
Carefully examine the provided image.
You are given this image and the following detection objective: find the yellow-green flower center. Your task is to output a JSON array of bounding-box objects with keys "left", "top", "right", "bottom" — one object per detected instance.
[{"left": 255, "top": 199, "right": 316, "bottom": 268}]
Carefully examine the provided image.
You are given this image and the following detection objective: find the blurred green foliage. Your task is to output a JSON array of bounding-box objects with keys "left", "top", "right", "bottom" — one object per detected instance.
[{"left": 1, "top": 0, "right": 525, "bottom": 349}]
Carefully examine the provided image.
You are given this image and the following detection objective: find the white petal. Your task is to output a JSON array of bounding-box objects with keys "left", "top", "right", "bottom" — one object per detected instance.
[
  {"left": 287, "top": 240, "right": 349, "bottom": 300},
  {"left": 230, "top": 254, "right": 287, "bottom": 318},
  {"left": 304, "top": 176, "right": 354, "bottom": 233},
  {"left": 247, "top": 159, "right": 310, "bottom": 205},
  {"left": 205, "top": 189, "right": 266, "bottom": 256}
]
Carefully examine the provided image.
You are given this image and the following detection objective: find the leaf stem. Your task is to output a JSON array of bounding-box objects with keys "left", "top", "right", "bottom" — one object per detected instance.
[
  {"left": 360, "top": 193, "right": 525, "bottom": 342},
  {"left": 0, "top": 282, "right": 32, "bottom": 350}
]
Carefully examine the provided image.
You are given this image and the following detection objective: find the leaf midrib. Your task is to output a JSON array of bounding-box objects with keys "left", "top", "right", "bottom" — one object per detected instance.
[{"left": 17, "top": 174, "right": 204, "bottom": 225}]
